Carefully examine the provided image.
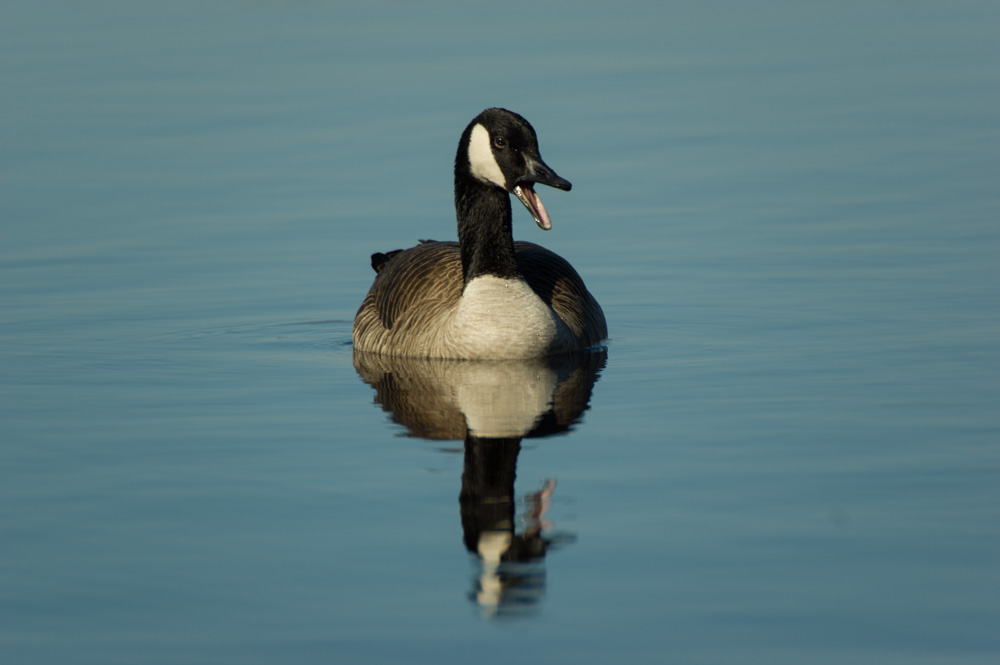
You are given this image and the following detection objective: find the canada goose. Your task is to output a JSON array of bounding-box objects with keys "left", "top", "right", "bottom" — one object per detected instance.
[{"left": 352, "top": 108, "right": 607, "bottom": 359}]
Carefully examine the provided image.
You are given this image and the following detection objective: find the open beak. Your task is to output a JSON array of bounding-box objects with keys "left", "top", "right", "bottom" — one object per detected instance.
[{"left": 512, "top": 155, "right": 571, "bottom": 231}]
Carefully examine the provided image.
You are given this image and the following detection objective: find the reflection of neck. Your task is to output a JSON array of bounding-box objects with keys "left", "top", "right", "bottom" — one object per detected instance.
[{"left": 459, "top": 434, "right": 521, "bottom": 555}]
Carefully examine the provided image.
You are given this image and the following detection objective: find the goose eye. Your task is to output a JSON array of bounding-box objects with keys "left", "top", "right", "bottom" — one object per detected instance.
[{"left": 493, "top": 135, "right": 506, "bottom": 150}]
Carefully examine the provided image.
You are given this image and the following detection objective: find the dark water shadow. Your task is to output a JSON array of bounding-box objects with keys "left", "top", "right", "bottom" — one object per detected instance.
[{"left": 354, "top": 349, "right": 607, "bottom": 618}]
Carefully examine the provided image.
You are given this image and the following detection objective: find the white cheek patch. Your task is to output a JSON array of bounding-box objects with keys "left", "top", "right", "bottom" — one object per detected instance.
[{"left": 467, "top": 123, "right": 506, "bottom": 188}]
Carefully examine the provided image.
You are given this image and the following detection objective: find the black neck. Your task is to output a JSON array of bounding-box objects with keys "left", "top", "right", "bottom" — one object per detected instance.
[
  {"left": 459, "top": 434, "right": 522, "bottom": 555},
  {"left": 455, "top": 175, "right": 520, "bottom": 285}
]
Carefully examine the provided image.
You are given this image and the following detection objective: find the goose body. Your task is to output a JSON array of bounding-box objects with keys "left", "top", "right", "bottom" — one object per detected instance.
[{"left": 352, "top": 108, "right": 606, "bottom": 359}]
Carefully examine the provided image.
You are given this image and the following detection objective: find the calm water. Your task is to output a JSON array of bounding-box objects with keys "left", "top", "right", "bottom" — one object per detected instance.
[{"left": 3, "top": 1, "right": 999, "bottom": 663}]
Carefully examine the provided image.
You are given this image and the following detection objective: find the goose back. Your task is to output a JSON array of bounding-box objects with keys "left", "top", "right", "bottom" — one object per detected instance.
[{"left": 352, "top": 240, "right": 606, "bottom": 358}]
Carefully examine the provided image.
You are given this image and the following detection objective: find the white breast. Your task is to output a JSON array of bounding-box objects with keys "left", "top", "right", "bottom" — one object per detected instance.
[{"left": 443, "top": 275, "right": 573, "bottom": 359}]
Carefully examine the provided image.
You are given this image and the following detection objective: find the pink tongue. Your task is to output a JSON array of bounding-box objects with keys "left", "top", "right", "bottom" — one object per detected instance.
[{"left": 522, "top": 185, "right": 552, "bottom": 230}]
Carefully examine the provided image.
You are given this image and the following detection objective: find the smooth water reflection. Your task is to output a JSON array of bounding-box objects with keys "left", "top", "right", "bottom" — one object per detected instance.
[
  {"left": 3, "top": 1, "right": 999, "bottom": 662},
  {"left": 354, "top": 350, "right": 605, "bottom": 617}
]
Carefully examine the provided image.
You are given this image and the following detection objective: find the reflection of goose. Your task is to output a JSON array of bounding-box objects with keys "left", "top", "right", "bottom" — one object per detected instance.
[
  {"left": 354, "top": 350, "right": 605, "bottom": 618},
  {"left": 352, "top": 108, "right": 607, "bottom": 359},
  {"left": 353, "top": 350, "right": 605, "bottom": 439}
]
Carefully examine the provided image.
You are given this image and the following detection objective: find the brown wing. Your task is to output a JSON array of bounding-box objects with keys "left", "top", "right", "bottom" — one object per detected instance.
[
  {"left": 353, "top": 240, "right": 606, "bottom": 356},
  {"left": 353, "top": 241, "right": 463, "bottom": 355},
  {"left": 514, "top": 241, "right": 608, "bottom": 347}
]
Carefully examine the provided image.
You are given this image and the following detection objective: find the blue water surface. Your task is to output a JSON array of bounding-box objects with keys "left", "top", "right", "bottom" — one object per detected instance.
[{"left": 2, "top": 2, "right": 999, "bottom": 664}]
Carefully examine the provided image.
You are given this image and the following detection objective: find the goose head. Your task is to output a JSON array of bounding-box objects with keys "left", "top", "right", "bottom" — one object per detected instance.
[{"left": 459, "top": 108, "right": 572, "bottom": 230}]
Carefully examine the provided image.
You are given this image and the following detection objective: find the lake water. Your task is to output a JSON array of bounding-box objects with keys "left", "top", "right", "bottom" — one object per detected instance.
[{"left": 2, "top": 1, "right": 999, "bottom": 663}]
